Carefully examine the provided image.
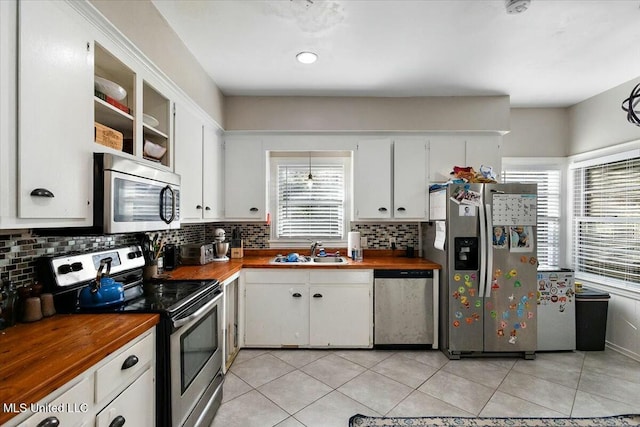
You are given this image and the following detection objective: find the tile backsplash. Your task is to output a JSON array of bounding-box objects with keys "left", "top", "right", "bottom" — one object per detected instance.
[{"left": 0, "top": 222, "right": 420, "bottom": 288}]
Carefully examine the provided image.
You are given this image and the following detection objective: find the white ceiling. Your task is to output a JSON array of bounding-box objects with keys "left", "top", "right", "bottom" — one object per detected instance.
[{"left": 151, "top": 0, "right": 640, "bottom": 108}]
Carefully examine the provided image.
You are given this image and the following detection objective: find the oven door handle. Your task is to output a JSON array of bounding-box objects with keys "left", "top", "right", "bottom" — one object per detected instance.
[{"left": 172, "top": 292, "right": 222, "bottom": 329}]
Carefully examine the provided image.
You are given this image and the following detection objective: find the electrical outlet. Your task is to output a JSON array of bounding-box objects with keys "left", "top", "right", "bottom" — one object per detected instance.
[
  {"left": 389, "top": 237, "right": 396, "bottom": 246},
  {"left": 360, "top": 236, "right": 368, "bottom": 248}
]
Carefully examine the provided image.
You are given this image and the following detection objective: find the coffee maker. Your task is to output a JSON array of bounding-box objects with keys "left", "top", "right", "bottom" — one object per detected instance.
[{"left": 213, "top": 228, "right": 229, "bottom": 262}]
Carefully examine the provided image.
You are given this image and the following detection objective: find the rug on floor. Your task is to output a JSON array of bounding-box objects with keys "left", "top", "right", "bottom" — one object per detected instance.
[{"left": 348, "top": 413, "right": 640, "bottom": 427}]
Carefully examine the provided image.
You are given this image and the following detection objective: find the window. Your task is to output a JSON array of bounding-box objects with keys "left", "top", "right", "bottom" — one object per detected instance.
[
  {"left": 502, "top": 159, "right": 563, "bottom": 269},
  {"left": 270, "top": 154, "right": 350, "bottom": 243},
  {"left": 571, "top": 151, "right": 640, "bottom": 289}
]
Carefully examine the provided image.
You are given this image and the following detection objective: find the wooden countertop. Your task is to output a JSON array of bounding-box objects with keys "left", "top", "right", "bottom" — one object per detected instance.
[
  {"left": 165, "top": 250, "right": 441, "bottom": 282},
  {"left": 0, "top": 313, "right": 159, "bottom": 425}
]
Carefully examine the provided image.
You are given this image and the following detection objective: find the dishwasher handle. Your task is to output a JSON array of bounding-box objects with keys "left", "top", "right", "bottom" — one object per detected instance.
[{"left": 374, "top": 269, "right": 433, "bottom": 279}]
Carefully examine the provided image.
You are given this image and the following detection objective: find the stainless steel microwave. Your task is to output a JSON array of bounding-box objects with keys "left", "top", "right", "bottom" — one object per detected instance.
[{"left": 94, "top": 153, "right": 180, "bottom": 234}]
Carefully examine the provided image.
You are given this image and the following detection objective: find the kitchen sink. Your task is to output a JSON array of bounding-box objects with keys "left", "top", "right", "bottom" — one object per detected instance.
[
  {"left": 269, "top": 255, "right": 348, "bottom": 265},
  {"left": 312, "top": 256, "right": 347, "bottom": 263}
]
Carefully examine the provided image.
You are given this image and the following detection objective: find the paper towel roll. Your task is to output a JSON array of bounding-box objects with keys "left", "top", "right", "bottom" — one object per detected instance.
[{"left": 347, "top": 231, "right": 361, "bottom": 258}]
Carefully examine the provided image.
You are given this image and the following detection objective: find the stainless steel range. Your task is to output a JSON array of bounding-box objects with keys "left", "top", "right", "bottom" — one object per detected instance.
[{"left": 36, "top": 245, "right": 224, "bottom": 427}]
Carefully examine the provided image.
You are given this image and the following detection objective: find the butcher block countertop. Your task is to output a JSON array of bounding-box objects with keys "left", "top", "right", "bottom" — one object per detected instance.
[
  {"left": 0, "top": 313, "right": 159, "bottom": 425},
  {"left": 166, "top": 249, "right": 441, "bottom": 282}
]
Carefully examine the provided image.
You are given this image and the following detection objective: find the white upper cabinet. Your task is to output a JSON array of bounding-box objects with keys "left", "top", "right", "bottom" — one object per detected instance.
[
  {"left": 428, "top": 134, "right": 501, "bottom": 183},
  {"left": 393, "top": 138, "right": 428, "bottom": 220},
  {"left": 428, "top": 135, "right": 466, "bottom": 183},
  {"left": 174, "top": 103, "right": 204, "bottom": 221},
  {"left": 354, "top": 138, "right": 392, "bottom": 219},
  {"left": 202, "top": 124, "right": 223, "bottom": 220},
  {"left": 174, "top": 104, "right": 224, "bottom": 222},
  {"left": 465, "top": 134, "right": 502, "bottom": 180},
  {"left": 354, "top": 138, "right": 427, "bottom": 220},
  {"left": 224, "top": 137, "right": 267, "bottom": 220},
  {"left": 17, "top": 0, "right": 93, "bottom": 221}
]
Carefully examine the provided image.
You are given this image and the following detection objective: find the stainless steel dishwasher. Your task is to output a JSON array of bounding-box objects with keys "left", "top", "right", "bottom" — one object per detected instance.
[{"left": 374, "top": 269, "right": 434, "bottom": 348}]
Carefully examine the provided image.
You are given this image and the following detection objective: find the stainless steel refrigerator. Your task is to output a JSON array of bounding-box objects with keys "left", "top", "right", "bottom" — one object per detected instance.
[{"left": 425, "top": 183, "right": 538, "bottom": 359}]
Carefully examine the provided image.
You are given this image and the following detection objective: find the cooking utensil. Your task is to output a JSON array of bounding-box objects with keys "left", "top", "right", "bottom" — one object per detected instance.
[{"left": 79, "top": 258, "right": 124, "bottom": 308}]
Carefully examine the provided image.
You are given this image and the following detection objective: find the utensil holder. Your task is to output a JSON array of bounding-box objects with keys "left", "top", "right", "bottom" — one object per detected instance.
[{"left": 144, "top": 263, "right": 158, "bottom": 280}]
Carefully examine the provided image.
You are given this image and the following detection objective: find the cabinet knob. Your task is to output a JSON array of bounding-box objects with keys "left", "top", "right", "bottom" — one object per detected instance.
[
  {"left": 292, "top": 292, "right": 302, "bottom": 298},
  {"left": 109, "top": 416, "right": 126, "bottom": 427},
  {"left": 205, "top": 206, "right": 211, "bottom": 211},
  {"left": 378, "top": 207, "right": 387, "bottom": 212},
  {"left": 30, "top": 188, "right": 55, "bottom": 198},
  {"left": 36, "top": 417, "right": 59, "bottom": 427},
  {"left": 250, "top": 207, "right": 259, "bottom": 212},
  {"left": 397, "top": 207, "right": 406, "bottom": 212},
  {"left": 121, "top": 355, "right": 139, "bottom": 370},
  {"left": 196, "top": 205, "right": 202, "bottom": 210},
  {"left": 313, "top": 293, "right": 323, "bottom": 298}
]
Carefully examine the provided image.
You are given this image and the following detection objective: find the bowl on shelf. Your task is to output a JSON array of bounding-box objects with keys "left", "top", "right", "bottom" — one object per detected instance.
[
  {"left": 143, "top": 113, "right": 159, "bottom": 128},
  {"left": 143, "top": 140, "right": 167, "bottom": 160},
  {"left": 94, "top": 76, "right": 127, "bottom": 101}
]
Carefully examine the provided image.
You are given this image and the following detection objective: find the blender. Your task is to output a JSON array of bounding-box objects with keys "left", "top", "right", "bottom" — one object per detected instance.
[{"left": 213, "top": 228, "right": 230, "bottom": 262}]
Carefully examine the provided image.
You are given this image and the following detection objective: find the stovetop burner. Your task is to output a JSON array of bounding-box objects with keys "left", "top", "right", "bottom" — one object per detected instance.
[
  {"left": 37, "top": 245, "right": 220, "bottom": 318},
  {"left": 130, "top": 280, "right": 219, "bottom": 314}
]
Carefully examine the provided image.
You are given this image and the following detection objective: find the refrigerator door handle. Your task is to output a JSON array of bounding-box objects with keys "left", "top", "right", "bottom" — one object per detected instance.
[
  {"left": 478, "top": 201, "right": 487, "bottom": 299},
  {"left": 485, "top": 203, "right": 494, "bottom": 298}
]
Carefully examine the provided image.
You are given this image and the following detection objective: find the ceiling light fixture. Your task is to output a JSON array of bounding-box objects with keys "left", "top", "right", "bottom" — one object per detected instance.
[
  {"left": 505, "top": 0, "right": 531, "bottom": 14},
  {"left": 296, "top": 51, "right": 318, "bottom": 64},
  {"left": 622, "top": 83, "right": 640, "bottom": 127}
]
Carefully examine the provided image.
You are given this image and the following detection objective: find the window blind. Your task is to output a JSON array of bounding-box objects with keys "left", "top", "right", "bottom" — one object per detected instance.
[
  {"left": 502, "top": 169, "right": 561, "bottom": 268},
  {"left": 571, "top": 156, "right": 640, "bottom": 287},
  {"left": 276, "top": 164, "right": 345, "bottom": 238}
]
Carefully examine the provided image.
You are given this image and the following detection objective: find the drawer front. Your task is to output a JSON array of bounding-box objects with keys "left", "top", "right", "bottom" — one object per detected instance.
[
  {"left": 18, "top": 376, "right": 93, "bottom": 427},
  {"left": 95, "top": 368, "right": 154, "bottom": 427},
  {"left": 244, "top": 269, "right": 309, "bottom": 284},
  {"left": 95, "top": 331, "right": 154, "bottom": 403},
  {"left": 309, "top": 269, "right": 372, "bottom": 284}
]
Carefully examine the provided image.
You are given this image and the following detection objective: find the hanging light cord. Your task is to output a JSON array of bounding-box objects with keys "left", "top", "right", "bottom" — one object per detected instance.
[
  {"left": 308, "top": 152, "right": 313, "bottom": 181},
  {"left": 622, "top": 83, "right": 640, "bottom": 126}
]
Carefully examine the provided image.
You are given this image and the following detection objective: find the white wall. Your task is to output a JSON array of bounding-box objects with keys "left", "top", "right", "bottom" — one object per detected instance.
[
  {"left": 566, "top": 76, "right": 640, "bottom": 362},
  {"left": 89, "top": 0, "right": 225, "bottom": 128},
  {"left": 503, "top": 108, "right": 569, "bottom": 157},
  {"left": 568, "top": 77, "right": 640, "bottom": 155}
]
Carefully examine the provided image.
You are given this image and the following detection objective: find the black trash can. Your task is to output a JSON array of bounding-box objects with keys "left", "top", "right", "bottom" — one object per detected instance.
[{"left": 575, "top": 287, "right": 611, "bottom": 351}]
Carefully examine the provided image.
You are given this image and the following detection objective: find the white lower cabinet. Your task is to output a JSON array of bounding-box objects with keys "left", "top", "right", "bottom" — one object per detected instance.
[
  {"left": 309, "top": 284, "right": 371, "bottom": 347},
  {"left": 9, "top": 329, "right": 155, "bottom": 427},
  {"left": 15, "top": 376, "right": 94, "bottom": 427},
  {"left": 95, "top": 368, "right": 154, "bottom": 427},
  {"left": 242, "top": 269, "right": 373, "bottom": 348},
  {"left": 245, "top": 283, "right": 309, "bottom": 346}
]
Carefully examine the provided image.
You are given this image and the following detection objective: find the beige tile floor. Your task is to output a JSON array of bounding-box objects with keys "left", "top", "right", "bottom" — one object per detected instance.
[{"left": 211, "top": 348, "right": 640, "bottom": 427}]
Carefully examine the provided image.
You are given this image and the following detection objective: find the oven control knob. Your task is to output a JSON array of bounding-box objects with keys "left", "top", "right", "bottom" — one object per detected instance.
[
  {"left": 71, "top": 262, "right": 83, "bottom": 271},
  {"left": 57, "top": 264, "right": 72, "bottom": 274},
  {"left": 136, "top": 250, "right": 143, "bottom": 258},
  {"left": 128, "top": 252, "right": 136, "bottom": 259}
]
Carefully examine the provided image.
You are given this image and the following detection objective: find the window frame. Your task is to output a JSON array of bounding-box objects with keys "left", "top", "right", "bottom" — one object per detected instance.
[
  {"left": 268, "top": 153, "right": 351, "bottom": 249},
  {"left": 502, "top": 157, "right": 566, "bottom": 269},
  {"left": 569, "top": 147, "right": 640, "bottom": 293}
]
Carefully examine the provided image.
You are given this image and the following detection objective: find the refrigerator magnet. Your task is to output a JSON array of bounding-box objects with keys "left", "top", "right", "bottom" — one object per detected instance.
[
  {"left": 459, "top": 204, "right": 476, "bottom": 216},
  {"left": 492, "top": 226, "right": 507, "bottom": 248},
  {"left": 509, "top": 225, "right": 533, "bottom": 252}
]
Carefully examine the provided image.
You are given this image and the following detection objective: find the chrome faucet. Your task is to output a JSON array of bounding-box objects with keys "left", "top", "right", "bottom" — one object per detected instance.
[{"left": 310, "top": 241, "right": 323, "bottom": 257}]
